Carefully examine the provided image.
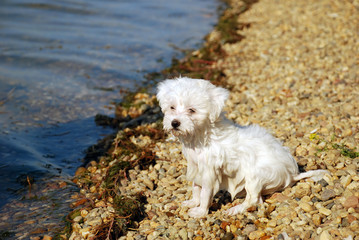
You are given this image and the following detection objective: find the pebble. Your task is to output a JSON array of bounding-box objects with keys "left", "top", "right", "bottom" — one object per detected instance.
[
  {"left": 80, "top": 209, "right": 88, "bottom": 218},
  {"left": 178, "top": 228, "right": 188, "bottom": 240},
  {"left": 321, "top": 189, "right": 336, "bottom": 201},
  {"left": 248, "top": 230, "right": 265, "bottom": 239},
  {"left": 187, "top": 219, "right": 199, "bottom": 229},
  {"left": 73, "top": 216, "right": 83, "bottom": 223},
  {"left": 242, "top": 224, "right": 257, "bottom": 235},
  {"left": 343, "top": 196, "right": 359, "bottom": 209},
  {"left": 221, "top": 232, "right": 234, "bottom": 240},
  {"left": 318, "top": 208, "right": 332, "bottom": 216},
  {"left": 340, "top": 175, "right": 352, "bottom": 187},
  {"left": 75, "top": 167, "right": 87, "bottom": 177},
  {"left": 143, "top": 178, "right": 155, "bottom": 190},
  {"left": 319, "top": 230, "right": 332, "bottom": 240},
  {"left": 299, "top": 202, "right": 313, "bottom": 212}
]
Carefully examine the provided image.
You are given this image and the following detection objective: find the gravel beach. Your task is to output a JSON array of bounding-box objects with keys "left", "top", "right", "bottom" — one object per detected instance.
[{"left": 67, "top": 0, "right": 359, "bottom": 239}]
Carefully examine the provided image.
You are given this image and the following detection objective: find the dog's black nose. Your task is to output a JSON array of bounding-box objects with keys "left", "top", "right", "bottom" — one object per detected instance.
[{"left": 171, "top": 119, "right": 181, "bottom": 129}]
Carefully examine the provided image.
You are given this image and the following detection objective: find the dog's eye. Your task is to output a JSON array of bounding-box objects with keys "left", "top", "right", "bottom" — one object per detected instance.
[
  {"left": 188, "top": 108, "right": 196, "bottom": 114},
  {"left": 170, "top": 106, "right": 175, "bottom": 110}
]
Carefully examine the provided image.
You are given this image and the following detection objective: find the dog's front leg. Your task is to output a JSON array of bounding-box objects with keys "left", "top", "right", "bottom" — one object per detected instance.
[
  {"left": 182, "top": 182, "right": 201, "bottom": 208},
  {"left": 187, "top": 184, "right": 213, "bottom": 218}
]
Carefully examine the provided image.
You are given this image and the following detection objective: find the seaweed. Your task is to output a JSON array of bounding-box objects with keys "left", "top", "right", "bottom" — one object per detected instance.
[
  {"left": 94, "top": 194, "right": 146, "bottom": 239},
  {"left": 66, "top": 116, "right": 165, "bottom": 239}
]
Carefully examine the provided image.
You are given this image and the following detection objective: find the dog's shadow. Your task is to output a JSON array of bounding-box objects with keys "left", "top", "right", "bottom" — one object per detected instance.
[{"left": 209, "top": 190, "right": 234, "bottom": 212}]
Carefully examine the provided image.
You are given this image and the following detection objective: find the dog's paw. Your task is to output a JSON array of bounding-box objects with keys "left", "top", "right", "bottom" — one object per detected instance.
[
  {"left": 182, "top": 199, "right": 200, "bottom": 208},
  {"left": 225, "top": 204, "right": 246, "bottom": 216},
  {"left": 188, "top": 207, "right": 207, "bottom": 218}
]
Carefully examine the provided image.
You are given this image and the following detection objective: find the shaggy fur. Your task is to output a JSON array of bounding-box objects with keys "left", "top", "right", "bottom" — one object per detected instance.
[{"left": 156, "top": 77, "right": 329, "bottom": 218}]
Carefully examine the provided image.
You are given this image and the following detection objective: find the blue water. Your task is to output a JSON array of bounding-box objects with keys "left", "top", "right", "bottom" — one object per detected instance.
[{"left": 0, "top": 0, "right": 219, "bottom": 208}]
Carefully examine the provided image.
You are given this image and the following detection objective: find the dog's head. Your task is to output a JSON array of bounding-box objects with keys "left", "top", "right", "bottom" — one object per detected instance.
[{"left": 156, "top": 77, "right": 229, "bottom": 137}]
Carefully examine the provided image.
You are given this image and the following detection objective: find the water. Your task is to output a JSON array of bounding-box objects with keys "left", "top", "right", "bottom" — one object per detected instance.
[{"left": 0, "top": 0, "right": 219, "bottom": 236}]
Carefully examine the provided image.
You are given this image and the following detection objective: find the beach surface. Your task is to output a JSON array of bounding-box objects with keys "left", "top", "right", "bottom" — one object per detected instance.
[{"left": 68, "top": 0, "right": 359, "bottom": 239}]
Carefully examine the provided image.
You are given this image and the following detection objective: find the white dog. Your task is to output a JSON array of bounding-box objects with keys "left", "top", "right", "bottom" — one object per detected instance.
[{"left": 156, "top": 77, "right": 328, "bottom": 218}]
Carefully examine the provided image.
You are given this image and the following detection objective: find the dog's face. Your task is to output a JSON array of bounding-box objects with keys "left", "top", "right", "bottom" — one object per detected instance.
[{"left": 156, "top": 77, "right": 229, "bottom": 137}]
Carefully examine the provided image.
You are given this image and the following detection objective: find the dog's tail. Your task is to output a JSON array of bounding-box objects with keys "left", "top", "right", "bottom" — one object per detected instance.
[{"left": 293, "top": 169, "right": 330, "bottom": 182}]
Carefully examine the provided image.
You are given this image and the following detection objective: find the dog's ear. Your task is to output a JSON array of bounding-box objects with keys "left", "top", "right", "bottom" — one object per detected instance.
[
  {"left": 209, "top": 85, "right": 229, "bottom": 122},
  {"left": 156, "top": 81, "right": 170, "bottom": 109}
]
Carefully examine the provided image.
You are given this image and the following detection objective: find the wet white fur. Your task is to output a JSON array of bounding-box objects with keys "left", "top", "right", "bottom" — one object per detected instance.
[{"left": 156, "top": 77, "right": 328, "bottom": 218}]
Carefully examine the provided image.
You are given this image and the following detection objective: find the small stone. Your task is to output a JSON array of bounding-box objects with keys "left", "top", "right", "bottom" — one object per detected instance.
[
  {"left": 335, "top": 163, "right": 345, "bottom": 170},
  {"left": 75, "top": 167, "right": 87, "bottom": 176},
  {"left": 148, "top": 171, "right": 158, "bottom": 181},
  {"left": 248, "top": 230, "right": 265, "bottom": 240},
  {"left": 267, "top": 219, "right": 277, "bottom": 227},
  {"left": 319, "top": 230, "right": 332, "bottom": 240},
  {"left": 349, "top": 220, "right": 359, "bottom": 232},
  {"left": 135, "top": 235, "right": 146, "bottom": 240},
  {"left": 347, "top": 181, "right": 359, "bottom": 190},
  {"left": 143, "top": 178, "right": 154, "bottom": 190},
  {"left": 342, "top": 128, "right": 352, "bottom": 137},
  {"left": 69, "top": 232, "right": 81, "bottom": 240},
  {"left": 214, "top": 219, "right": 222, "bottom": 226},
  {"left": 87, "top": 166, "right": 97, "bottom": 173},
  {"left": 242, "top": 224, "right": 257, "bottom": 235},
  {"left": 347, "top": 214, "right": 357, "bottom": 224},
  {"left": 79, "top": 227, "right": 91, "bottom": 238},
  {"left": 220, "top": 221, "right": 230, "bottom": 230},
  {"left": 187, "top": 220, "right": 199, "bottom": 229},
  {"left": 221, "top": 232, "right": 234, "bottom": 240},
  {"left": 343, "top": 195, "right": 359, "bottom": 209},
  {"left": 319, "top": 207, "right": 332, "bottom": 216},
  {"left": 168, "top": 166, "right": 177, "bottom": 175},
  {"left": 230, "top": 224, "right": 237, "bottom": 233},
  {"left": 340, "top": 175, "right": 352, "bottom": 187},
  {"left": 299, "top": 202, "right": 313, "bottom": 212},
  {"left": 95, "top": 200, "right": 106, "bottom": 207},
  {"left": 147, "top": 210, "right": 158, "bottom": 220},
  {"left": 295, "top": 145, "right": 308, "bottom": 156},
  {"left": 317, "top": 179, "right": 329, "bottom": 187},
  {"left": 267, "top": 193, "right": 290, "bottom": 203},
  {"left": 86, "top": 215, "right": 102, "bottom": 226},
  {"left": 178, "top": 228, "right": 188, "bottom": 240},
  {"left": 277, "top": 232, "right": 290, "bottom": 240},
  {"left": 293, "top": 184, "right": 311, "bottom": 198},
  {"left": 313, "top": 214, "right": 322, "bottom": 226},
  {"left": 73, "top": 216, "right": 82, "bottom": 223},
  {"left": 80, "top": 209, "right": 88, "bottom": 218},
  {"left": 90, "top": 185, "right": 97, "bottom": 193},
  {"left": 167, "top": 226, "right": 178, "bottom": 237},
  {"left": 321, "top": 189, "right": 336, "bottom": 201}
]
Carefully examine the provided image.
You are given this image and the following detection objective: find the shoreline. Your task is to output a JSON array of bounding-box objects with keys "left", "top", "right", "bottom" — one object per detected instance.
[{"left": 65, "top": 0, "right": 358, "bottom": 239}]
